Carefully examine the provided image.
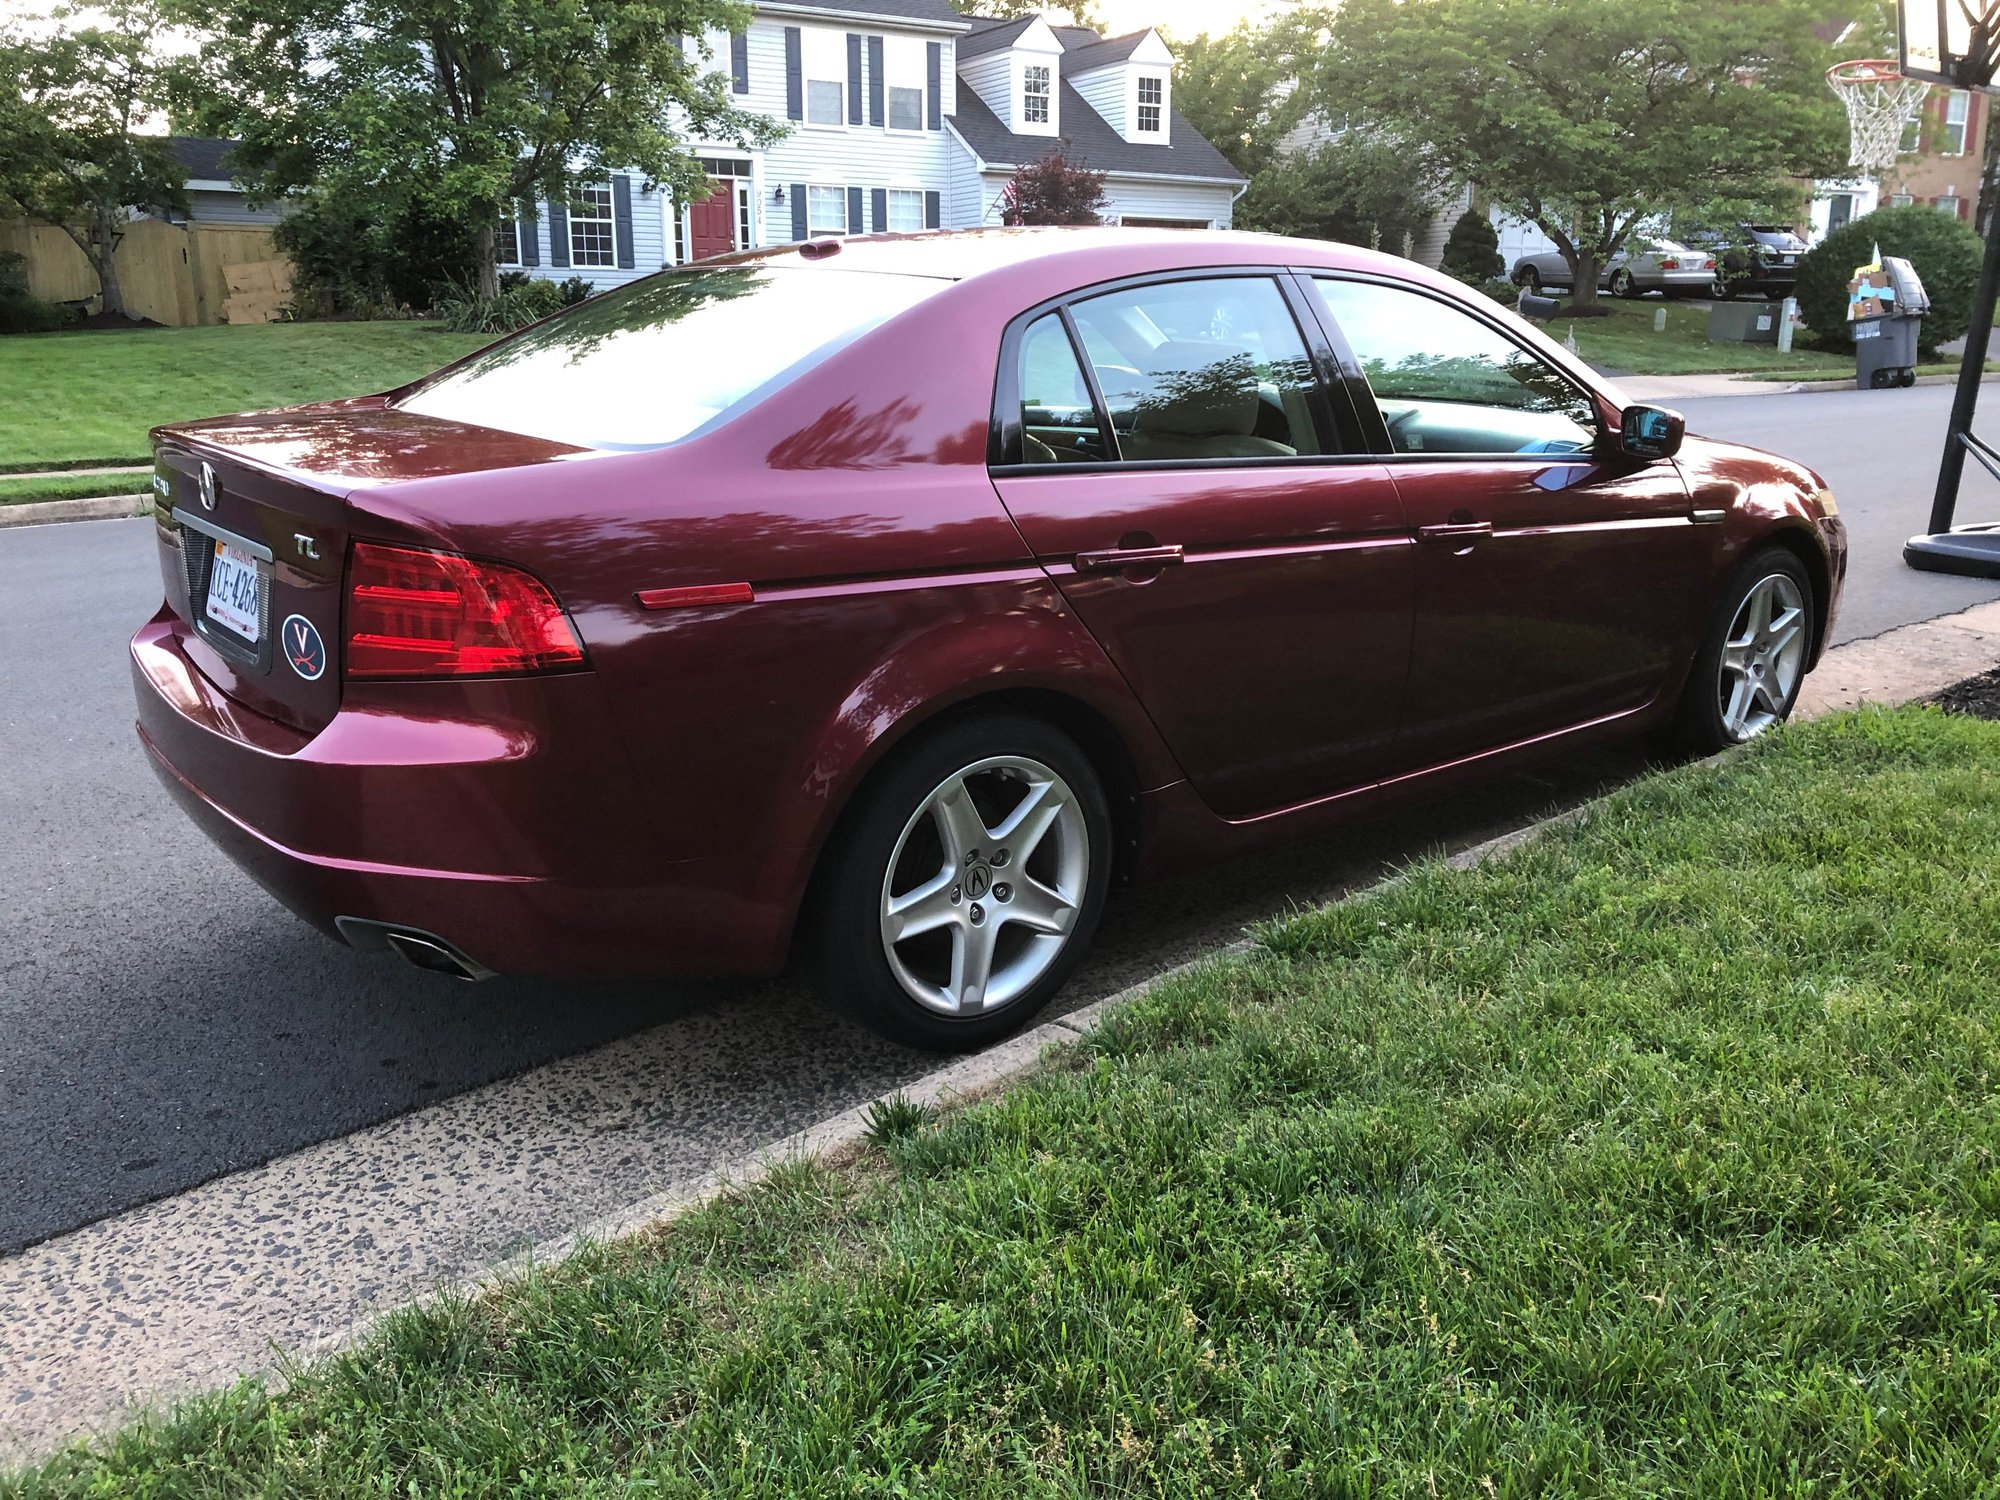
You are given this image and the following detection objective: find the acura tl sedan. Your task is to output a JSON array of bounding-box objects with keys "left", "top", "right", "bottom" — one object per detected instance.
[{"left": 133, "top": 228, "right": 1846, "bottom": 1050}]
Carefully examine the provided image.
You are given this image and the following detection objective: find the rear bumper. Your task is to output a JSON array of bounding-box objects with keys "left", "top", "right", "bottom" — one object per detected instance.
[{"left": 131, "top": 611, "right": 799, "bottom": 976}]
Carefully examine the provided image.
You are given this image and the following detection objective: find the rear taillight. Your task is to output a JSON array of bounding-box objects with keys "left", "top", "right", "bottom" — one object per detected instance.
[
  {"left": 345, "top": 541, "right": 585, "bottom": 679},
  {"left": 1702, "top": 257, "right": 1717, "bottom": 271},
  {"left": 1659, "top": 257, "right": 1680, "bottom": 271}
]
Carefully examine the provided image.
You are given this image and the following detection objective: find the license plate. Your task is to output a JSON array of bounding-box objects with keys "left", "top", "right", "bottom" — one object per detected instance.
[{"left": 205, "top": 540, "right": 261, "bottom": 643}]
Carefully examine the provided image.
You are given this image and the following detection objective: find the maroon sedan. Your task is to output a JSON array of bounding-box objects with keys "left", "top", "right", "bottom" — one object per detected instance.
[{"left": 133, "top": 229, "right": 1845, "bottom": 1049}]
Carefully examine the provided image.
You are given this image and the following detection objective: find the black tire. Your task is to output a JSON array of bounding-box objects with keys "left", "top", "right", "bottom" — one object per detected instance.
[
  {"left": 1517, "top": 266, "right": 1543, "bottom": 294},
  {"left": 1899, "top": 368, "right": 1917, "bottom": 388},
  {"left": 1610, "top": 269, "right": 1636, "bottom": 299},
  {"left": 1710, "top": 276, "right": 1737, "bottom": 301},
  {"left": 810, "top": 713, "right": 1113, "bottom": 1051},
  {"left": 1667, "top": 546, "right": 1816, "bottom": 755},
  {"left": 1870, "top": 368, "right": 1891, "bottom": 389}
]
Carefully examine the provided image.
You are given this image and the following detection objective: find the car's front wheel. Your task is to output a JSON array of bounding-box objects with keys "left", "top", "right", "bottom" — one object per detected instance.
[
  {"left": 1670, "top": 548, "right": 1815, "bottom": 753},
  {"left": 811, "top": 713, "right": 1112, "bottom": 1051}
]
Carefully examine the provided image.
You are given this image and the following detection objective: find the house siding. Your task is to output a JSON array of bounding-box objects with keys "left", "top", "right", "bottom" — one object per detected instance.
[
  {"left": 959, "top": 49, "right": 1014, "bottom": 127},
  {"left": 948, "top": 137, "right": 991, "bottom": 226},
  {"left": 1068, "top": 66, "right": 1125, "bottom": 138},
  {"left": 184, "top": 188, "right": 281, "bottom": 227},
  {"left": 974, "top": 169, "right": 1236, "bottom": 230},
  {"left": 511, "top": 172, "right": 669, "bottom": 289}
]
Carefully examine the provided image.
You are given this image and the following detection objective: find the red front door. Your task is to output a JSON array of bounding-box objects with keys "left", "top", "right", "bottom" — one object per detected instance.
[{"left": 688, "top": 184, "right": 736, "bottom": 261}]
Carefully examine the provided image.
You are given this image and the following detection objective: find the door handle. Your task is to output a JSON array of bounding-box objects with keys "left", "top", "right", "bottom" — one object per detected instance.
[
  {"left": 1073, "top": 544, "right": 1186, "bottom": 572},
  {"left": 1416, "top": 521, "right": 1494, "bottom": 543}
]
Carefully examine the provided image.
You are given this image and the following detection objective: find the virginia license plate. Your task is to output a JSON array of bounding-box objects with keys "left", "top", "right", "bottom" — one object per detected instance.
[{"left": 205, "top": 540, "right": 261, "bottom": 642}]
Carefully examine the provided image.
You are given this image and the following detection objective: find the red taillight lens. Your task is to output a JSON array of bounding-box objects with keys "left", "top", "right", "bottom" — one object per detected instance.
[
  {"left": 1702, "top": 257, "right": 1716, "bottom": 271},
  {"left": 1659, "top": 257, "right": 1680, "bottom": 271},
  {"left": 346, "top": 541, "right": 585, "bottom": 679}
]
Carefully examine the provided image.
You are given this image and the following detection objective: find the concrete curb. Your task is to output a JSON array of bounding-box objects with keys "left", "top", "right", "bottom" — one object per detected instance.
[{"left": 0, "top": 495, "right": 151, "bottom": 529}]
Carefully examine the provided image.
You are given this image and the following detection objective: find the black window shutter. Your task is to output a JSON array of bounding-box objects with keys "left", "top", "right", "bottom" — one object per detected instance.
[
  {"left": 924, "top": 189, "right": 940, "bottom": 229},
  {"left": 784, "top": 27, "right": 802, "bottom": 120},
  {"left": 611, "top": 175, "right": 636, "bottom": 269},
  {"left": 868, "top": 36, "right": 884, "bottom": 126},
  {"left": 926, "top": 43, "right": 941, "bottom": 129},
  {"left": 730, "top": 31, "right": 749, "bottom": 93},
  {"left": 547, "top": 200, "right": 570, "bottom": 267},
  {"left": 790, "top": 183, "right": 807, "bottom": 241},
  {"left": 870, "top": 187, "right": 887, "bottom": 232},
  {"left": 847, "top": 185, "right": 863, "bottom": 232},
  {"left": 517, "top": 202, "right": 539, "bottom": 266},
  {"left": 847, "top": 34, "right": 862, "bottom": 124}
]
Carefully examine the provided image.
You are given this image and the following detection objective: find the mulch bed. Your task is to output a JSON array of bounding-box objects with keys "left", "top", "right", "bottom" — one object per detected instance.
[{"left": 1934, "top": 665, "right": 2000, "bottom": 721}]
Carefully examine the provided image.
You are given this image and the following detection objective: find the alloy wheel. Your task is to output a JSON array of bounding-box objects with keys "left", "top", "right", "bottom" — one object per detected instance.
[
  {"left": 1611, "top": 269, "right": 1634, "bottom": 298},
  {"left": 1717, "top": 572, "right": 1807, "bottom": 741},
  {"left": 878, "top": 755, "right": 1089, "bottom": 1016}
]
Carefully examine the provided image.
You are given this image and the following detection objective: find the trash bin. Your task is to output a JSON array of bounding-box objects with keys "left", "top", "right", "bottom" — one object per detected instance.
[{"left": 1849, "top": 254, "right": 1930, "bottom": 390}]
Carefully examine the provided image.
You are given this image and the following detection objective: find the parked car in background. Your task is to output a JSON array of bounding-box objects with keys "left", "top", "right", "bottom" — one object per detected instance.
[
  {"left": 132, "top": 228, "right": 1847, "bottom": 1052},
  {"left": 1510, "top": 239, "right": 1719, "bottom": 298},
  {"left": 1686, "top": 224, "right": 1809, "bottom": 300}
]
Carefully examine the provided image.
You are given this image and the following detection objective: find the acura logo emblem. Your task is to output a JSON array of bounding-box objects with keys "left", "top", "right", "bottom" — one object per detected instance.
[
  {"left": 964, "top": 864, "right": 991, "bottom": 900},
  {"left": 198, "top": 460, "right": 217, "bottom": 511}
]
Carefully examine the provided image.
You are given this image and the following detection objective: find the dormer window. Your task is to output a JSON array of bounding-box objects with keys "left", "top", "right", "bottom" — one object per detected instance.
[
  {"left": 1024, "top": 64, "right": 1051, "bottom": 125},
  {"left": 1136, "top": 75, "right": 1163, "bottom": 133}
]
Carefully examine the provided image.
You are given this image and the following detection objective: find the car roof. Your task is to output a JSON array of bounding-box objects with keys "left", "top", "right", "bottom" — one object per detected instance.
[{"left": 701, "top": 225, "right": 1428, "bottom": 288}]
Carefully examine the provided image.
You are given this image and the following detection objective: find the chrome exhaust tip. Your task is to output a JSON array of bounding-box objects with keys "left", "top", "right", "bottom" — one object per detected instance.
[{"left": 334, "top": 917, "right": 495, "bottom": 981}]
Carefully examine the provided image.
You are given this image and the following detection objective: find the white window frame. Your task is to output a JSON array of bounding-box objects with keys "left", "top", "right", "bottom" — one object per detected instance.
[
  {"left": 1890, "top": 191, "right": 1914, "bottom": 207},
  {"left": 1135, "top": 74, "right": 1164, "bottom": 135},
  {"left": 1023, "top": 63, "right": 1051, "bottom": 126},
  {"left": 806, "top": 182, "right": 848, "bottom": 236},
  {"left": 886, "top": 186, "right": 924, "bottom": 233},
  {"left": 1937, "top": 193, "right": 1962, "bottom": 217},
  {"left": 803, "top": 27, "right": 847, "bottom": 129},
  {"left": 568, "top": 183, "right": 616, "bottom": 267},
  {"left": 1945, "top": 89, "right": 1971, "bottom": 154},
  {"left": 496, "top": 215, "right": 521, "bottom": 267},
  {"left": 883, "top": 33, "right": 926, "bottom": 133}
]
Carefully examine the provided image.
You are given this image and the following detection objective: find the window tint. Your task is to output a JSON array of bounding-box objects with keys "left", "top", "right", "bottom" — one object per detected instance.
[
  {"left": 1066, "top": 277, "right": 1323, "bottom": 460},
  {"left": 397, "top": 266, "right": 944, "bottom": 450},
  {"left": 1314, "top": 277, "right": 1596, "bottom": 456},
  {"left": 1015, "top": 314, "right": 1109, "bottom": 464}
]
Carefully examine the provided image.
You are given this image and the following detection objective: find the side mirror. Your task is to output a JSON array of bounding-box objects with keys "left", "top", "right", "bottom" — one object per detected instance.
[{"left": 1619, "top": 403, "right": 1684, "bottom": 460}]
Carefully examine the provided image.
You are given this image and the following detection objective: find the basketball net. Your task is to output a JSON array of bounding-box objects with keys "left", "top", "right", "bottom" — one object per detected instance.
[{"left": 1827, "top": 59, "right": 1932, "bottom": 178}]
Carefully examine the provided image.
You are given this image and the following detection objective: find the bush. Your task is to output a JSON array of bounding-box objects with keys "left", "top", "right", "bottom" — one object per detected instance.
[
  {"left": 1478, "top": 275, "right": 1519, "bottom": 307},
  {"left": 0, "top": 252, "right": 80, "bottom": 334},
  {"left": 556, "top": 275, "right": 595, "bottom": 307},
  {"left": 1795, "top": 204, "right": 1985, "bottom": 354},
  {"left": 275, "top": 189, "right": 482, "bottom": 319},
  {"left": 1439, "top": 211, "right": 1503, "bottom": 283},
  {"left": 435, "top": 277, "right": 567, "bottom": 334}
]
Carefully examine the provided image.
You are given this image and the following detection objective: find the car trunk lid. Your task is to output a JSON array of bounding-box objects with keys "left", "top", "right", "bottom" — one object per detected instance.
[{"left": 152, "top": 398, "right": 586, "bottom": 736}]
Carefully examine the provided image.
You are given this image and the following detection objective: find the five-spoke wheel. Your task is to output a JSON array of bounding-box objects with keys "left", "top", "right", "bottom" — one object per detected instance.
[
  {"left": 1668, "top": 547, "right": 1816, "bottom": 753},
  {"left": 813, "top": 714, "right": 1111, "bottom": 1050}
]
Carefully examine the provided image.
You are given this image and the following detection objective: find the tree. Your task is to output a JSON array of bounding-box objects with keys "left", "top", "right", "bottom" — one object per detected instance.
[
  {"left": 1236, "top": 134, "right": 1441, "bottom": 255},
  {"left": 972, "top": 0, "right": 1098, "bottom": 30},
  {"left": 1439, "top": 211, "right": 1503, "bottom": 284},
  {"left": 1167, "top": 20, "right": 1312, "bottom": 179},
  {"left": 1305, "top": 0, "right": 1846, "bottom": 309},
  {"left": 0, "top": 1, "right": 188, "bottom": 320},
  {"left": 184, "top": 0, "right": 779, "bottom": 298},
  {"left": 998, "top": 150, "right": 1108, "bottom": 225}
]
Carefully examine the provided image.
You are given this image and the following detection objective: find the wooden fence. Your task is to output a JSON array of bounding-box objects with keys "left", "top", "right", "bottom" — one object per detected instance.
[{"left": 1, "top": 217, "right": 292, "bottom": 326}]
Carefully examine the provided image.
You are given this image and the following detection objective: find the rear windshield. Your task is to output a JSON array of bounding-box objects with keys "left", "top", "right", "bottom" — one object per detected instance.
[{"left": 396, "top": 264, "right": 947, "bottom": 449}]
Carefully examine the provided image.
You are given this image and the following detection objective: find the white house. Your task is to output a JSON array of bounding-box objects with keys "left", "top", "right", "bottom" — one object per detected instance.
[{"left": 498, "top": 0, "right": 1246, "bottom": 288}]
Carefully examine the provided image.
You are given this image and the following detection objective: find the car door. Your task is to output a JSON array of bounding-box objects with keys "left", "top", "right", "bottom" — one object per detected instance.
[
  {"left": 988, "top": 271, "right": 1413, "bottom": 822},
  {"left": 1304, "top": 274, "right": 1711, "bottom": 772}
]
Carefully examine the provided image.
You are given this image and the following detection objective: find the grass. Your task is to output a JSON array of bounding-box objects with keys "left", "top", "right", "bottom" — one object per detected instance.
[
  {"left": 1736, "top": 359, "right": 2000, "bottom": 385},
  {"left": 0, "top": 472, "right": 156, "bottom": 507},
  {"left": 1538, "top": 298, "right": 1856, "bottom": 377},
  {"left": 0, "top": 321, "right": 494, "bottom": 472},
  {"left": 12, "top": 707, "right": 2000, "bottom": 1497}
]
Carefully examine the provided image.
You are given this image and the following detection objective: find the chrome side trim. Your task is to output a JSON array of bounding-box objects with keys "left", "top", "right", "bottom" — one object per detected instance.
[{"left": 171, "top": 507, "right": 276, "bottom": 562}]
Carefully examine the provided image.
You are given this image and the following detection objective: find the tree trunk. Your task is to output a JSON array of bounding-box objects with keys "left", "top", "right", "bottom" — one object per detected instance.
[
  {"left": 476, "top": 222, "right": 499, "bottom": 299},
  {"left": 1567, "top": 248, "right": 1601, "bottom": 309},
  {"left": 92, "top": 207, "right": 126, "bottom": 320}
]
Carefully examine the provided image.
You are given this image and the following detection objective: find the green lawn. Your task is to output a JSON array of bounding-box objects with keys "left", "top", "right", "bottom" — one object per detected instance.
[
  {"left": 0, "top": 321, "right": 493, "bottom": 472},
  {"left": 13, "top": 707, "right": 2000, "bottom": 1497},
  {"left": 1542, "top": 298, "right": 1855, "bottom": 376},
  {"left": 0, "top": 472, "right": 155, "bottom": 506}
]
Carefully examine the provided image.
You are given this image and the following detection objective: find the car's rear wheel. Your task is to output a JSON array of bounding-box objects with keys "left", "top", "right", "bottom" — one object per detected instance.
[
  {"left": 1610, "top": 268, "right": 1637, "bottom": 298},
  {"left": 1710, "top": 276, "right": 1736, "bottom": 300},
  {"left": 1670, "top": 548, "right": 1814, "bottom": 753},
  {"left": 811, "top": 713, "right": 1112, "bottom": 1051},
  {"left": 1516, "top": 266, "right": 1543, "bottom": 294}
]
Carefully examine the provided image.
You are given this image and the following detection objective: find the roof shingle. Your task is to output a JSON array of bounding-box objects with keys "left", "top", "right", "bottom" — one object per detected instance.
[{"left": 949, "top": 78, "right": 1245, "bottom": 182}]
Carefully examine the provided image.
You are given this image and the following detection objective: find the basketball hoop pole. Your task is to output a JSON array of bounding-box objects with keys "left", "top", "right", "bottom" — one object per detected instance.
[{"left": 1908, "top": 144, "right": 2000, "bottom": 577}]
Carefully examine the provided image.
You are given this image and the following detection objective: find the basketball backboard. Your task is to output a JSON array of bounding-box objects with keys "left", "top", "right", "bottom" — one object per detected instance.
[{"left": 1900, "top": 0, "right": 2000, "bottom": 92}]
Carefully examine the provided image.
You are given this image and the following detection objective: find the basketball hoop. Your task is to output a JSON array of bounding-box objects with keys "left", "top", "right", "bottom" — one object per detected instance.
[{"left": 1826, "top": 58, "right": 1931, "bottom": 176}]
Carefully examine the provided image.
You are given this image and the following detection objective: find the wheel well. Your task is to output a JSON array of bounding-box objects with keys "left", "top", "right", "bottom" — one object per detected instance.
[{"left": 1753, "top": 527, "right": 1833, "bottom": 666}]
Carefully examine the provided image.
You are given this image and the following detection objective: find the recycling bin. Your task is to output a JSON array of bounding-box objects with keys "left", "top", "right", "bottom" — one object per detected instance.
[{"left": 1850, "top": 255, "right": 1930, "bottom": 390}]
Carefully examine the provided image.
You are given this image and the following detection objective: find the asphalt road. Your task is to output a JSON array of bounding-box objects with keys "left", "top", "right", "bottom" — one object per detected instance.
[{"left": 3, "top": 390, "right": 1996, "bottom": 1255}]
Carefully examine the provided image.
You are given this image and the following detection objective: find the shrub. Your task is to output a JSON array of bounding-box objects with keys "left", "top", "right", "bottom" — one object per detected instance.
[
  {"left": 1795, "top": 204, "right": 1985, "bottom": 354},
  {"left": 435, "top": 277, "right": 567, "bottom": 334},
  {"left": 556, "top": 275, "right": 595, "bottom": 307},
  {"left": 0, "top": 252, "right": 80, "bottom": 334},
  {"left": 1440, "top": 210, "right": 1503, "bottom": 283},
  {"left": 275, "top": 189, "right": 482, "bottom": 319},
  {"left": 1479, "top": 275, "right": 1520, "bottom": 307}
]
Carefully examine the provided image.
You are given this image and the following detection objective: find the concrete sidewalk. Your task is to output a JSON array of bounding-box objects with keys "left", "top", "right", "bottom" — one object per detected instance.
[{"left": 3, "top": 600, "right": 1997, "bottom": 1470}]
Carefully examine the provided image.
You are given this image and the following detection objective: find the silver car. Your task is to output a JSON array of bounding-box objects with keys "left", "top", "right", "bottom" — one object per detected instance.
[{"left": 1510, "top": 238, "right": 1718, "bottom": 299}]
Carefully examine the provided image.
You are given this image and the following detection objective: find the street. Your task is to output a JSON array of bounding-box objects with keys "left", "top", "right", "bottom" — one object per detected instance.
[{"left": 3, "top": 380, "right": 1997, "bottom": 1264}]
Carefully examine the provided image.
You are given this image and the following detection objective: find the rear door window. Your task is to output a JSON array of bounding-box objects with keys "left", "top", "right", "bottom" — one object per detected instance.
[
  {"left": 1312, "top": 277, "right": 1598, "bottom": 456},
  {"left": 1015, "top": 313, "right": 1112, "bottom": 464},
  {"left": 397, "top": 265, "right": 946, "bottom": 450}
]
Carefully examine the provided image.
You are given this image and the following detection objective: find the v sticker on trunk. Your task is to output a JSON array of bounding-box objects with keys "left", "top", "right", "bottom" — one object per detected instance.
[{"left": 282, "top": 614, "right": 327, "bottom": 680}]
